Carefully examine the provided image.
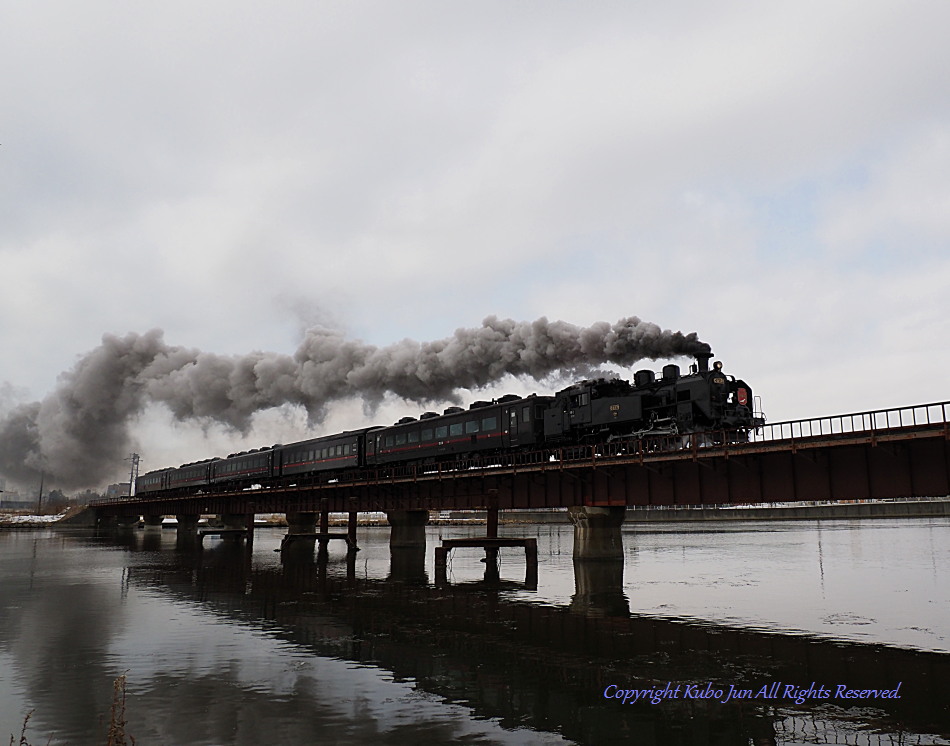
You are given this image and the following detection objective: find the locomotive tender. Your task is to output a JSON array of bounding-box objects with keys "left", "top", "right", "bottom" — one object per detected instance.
[{"left": 135, "top": 350, "right": 763, "bottom": 495}]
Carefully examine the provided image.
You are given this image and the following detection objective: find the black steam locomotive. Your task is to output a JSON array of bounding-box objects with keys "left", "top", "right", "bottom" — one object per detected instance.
[{"left": 135, "top": 351, "right": 762, "bottom": 495}]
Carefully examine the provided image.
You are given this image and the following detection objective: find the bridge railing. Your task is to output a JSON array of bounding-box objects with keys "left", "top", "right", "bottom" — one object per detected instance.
[{"left": 749, "top": 401, "right": 949, "bottom": 443}]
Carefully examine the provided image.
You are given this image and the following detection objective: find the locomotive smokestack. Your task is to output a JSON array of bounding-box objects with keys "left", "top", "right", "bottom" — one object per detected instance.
[{"left": 696, "top": 350, "right": 713, "bottom": 373}]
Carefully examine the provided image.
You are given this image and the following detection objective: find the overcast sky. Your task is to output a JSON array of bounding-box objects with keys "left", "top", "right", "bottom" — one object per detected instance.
[{"left": 2, "top": 1, "right": 949, "bottom": 487}]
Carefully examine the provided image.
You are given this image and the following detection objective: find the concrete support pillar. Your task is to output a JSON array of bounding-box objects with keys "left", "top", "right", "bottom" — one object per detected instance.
[
  {"left": 386, "top": 510, "right": 429, "bottom": 549},
  {"left": 174, "top": 514, "right": 199, "bottom": 550},
  {"left": 175, "top": 514, "right": 200, "bottom": 533},
  {"left": 143, "top": 514, "right": 164, "bottom": 530},
  {"left": 221, "top": 513, "right": 248, "bottom": 542},
  {"left": 286, "top": 512, "right": 317, "bottom": 533},
  {"left": 567, "top": 505, "right": 626, "bottom": 561},
  {"left": 281, "top": 511, "right": 317, "bottom": 561}
]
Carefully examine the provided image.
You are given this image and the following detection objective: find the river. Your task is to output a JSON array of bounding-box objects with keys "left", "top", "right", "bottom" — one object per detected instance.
[{"left": 1, "top": 518, "right": 948, "bottom": 745}]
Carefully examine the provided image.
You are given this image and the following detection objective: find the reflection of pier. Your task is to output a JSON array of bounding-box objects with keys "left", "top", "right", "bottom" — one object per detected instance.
[{"left": 108, "top": 532, "right": 950, "bottom": 744}]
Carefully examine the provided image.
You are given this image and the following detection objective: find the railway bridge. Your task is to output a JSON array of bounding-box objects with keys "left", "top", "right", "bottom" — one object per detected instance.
[{"left": 90, "top": 400, "right": 950, "bottom": 562}]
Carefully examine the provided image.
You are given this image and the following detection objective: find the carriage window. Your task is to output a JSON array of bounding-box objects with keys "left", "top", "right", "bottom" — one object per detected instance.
[
  {"left": 395, "top": 433, "right": 407, "bottom": 445},
  {"left": 449, "top": 423, "right": 463, "bottom": 436},
  {"left": 509, "top": 411, "right": 518, "bottom": 427},
  {"left": 465, "top": 420, "right": 479, "bottom": 434},
  {"left": 482, "top": 416, "right": 497, "bottom": 431},
  {"left": 408, "top": 431, "right": 419, "bottom": 443},
  {"left": 384, "top": 436, "right": 394, "bottom": 448},
  {"left": 435, "top": 426, "right": 448, "bottom": 439},
  {"left": 422, "top": 428, "right": 433, "bottom": 441},
  {"left": 522, "top": 406, "right": 531, "bottom": 422}
]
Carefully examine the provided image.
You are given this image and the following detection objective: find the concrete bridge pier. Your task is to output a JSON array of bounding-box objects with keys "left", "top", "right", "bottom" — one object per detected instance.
[
  {"left": 282, "top": 511, "right": 317, "bottom": 561},
  {"left": 143, "top": 514, "right": 164, "bottom": 531},
  {"left": 286, "top": 511, "right": 317, "bottom": 534},
  {"left": 176, "top": 514, "right": 200, "bottom": 533},
  {"left": 567, "top": 506, "right": 626, "bottom": 561},
  {"left": 388, "top": 510, "right": 429, "bottom": 585},
  {"left": 219, "top": 512, "right": 255, "bottom": 547},
  {"left": 175, "top": 515, "right": 200, "bottom": 550},
  {"left": 387, "top": 510, "right": 429, "bottom": 549}
]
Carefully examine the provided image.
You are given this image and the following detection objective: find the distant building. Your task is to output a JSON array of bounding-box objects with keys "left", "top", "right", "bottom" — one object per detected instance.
[
  {"left": 105, "top": 483, "right": 132, "bottom": 499},
  {"left": 0, "top": 485, "right": 35, "bottom": 511}
]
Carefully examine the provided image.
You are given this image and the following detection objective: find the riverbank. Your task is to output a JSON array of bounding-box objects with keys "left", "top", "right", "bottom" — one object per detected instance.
[
  {"left": 0, "top": 511, "right": 67, "bottom": 529},
  {"left": 498, "top": 498, "right": 950, "bottom": 523},
  {"left": 5, "top": 498, "right": 948, "bottom": 530}
]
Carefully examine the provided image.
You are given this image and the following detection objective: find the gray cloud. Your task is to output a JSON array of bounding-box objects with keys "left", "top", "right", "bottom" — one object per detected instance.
[{"left": 2, "top": 1, "right": 950, "bottom": 485}]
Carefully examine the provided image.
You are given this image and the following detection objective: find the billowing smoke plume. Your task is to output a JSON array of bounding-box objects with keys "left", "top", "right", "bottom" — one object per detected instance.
[{"left": 0, "top": 316, "right": 709, "bottom": 489}]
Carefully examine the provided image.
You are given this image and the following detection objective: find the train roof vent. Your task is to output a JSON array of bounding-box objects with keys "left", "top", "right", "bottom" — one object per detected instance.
[
  {"left": 419, "top": 411, "right": 440, "bottom": 420},
  {"left": 662, "top": 364, "right": 680, "bottom": 380},
  {"left": 496, "top": 394, "right": 521, "bottom": 404},
  {"left": 469, "top": 400, "right": 491, "bottom": 409},
  {"left": 443, "top": 406, "right": 464, "bottom": 415},
  {"left": 396, "top": 416, "right": 417, "bottom": 425}
]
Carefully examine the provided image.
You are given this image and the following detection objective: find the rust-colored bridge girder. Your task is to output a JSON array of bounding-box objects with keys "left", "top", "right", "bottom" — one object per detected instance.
[{"left": 91, "top": 402, "right": 950, "bottom": 519}]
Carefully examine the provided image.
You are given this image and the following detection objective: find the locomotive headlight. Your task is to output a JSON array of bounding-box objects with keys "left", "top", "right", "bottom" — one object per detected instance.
[{"left": 713, "top": 361, "right": 723, "bottom": 371}]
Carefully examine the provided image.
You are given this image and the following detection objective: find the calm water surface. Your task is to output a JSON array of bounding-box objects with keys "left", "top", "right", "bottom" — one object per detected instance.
[{"left": 1, "top": 518, "right": 948, "bottom": 745}]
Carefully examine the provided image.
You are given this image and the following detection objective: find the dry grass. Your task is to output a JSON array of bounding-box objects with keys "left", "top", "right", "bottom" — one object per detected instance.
[
  {"left": 9, "top": 675, "right": 134, "bottom": 746},
  {"left": 105, "top": 675, "right": 133, "bottom": 746}
]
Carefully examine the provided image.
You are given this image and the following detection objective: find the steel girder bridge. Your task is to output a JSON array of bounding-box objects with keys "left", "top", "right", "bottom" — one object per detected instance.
[{"left": 91, "top": 400, "right": 950, "bottom": 520}]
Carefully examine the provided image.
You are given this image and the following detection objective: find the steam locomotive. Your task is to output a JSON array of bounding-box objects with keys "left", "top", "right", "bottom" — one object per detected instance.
[{"left": 135, "top": 351, "right": 763, "bottom": 495}]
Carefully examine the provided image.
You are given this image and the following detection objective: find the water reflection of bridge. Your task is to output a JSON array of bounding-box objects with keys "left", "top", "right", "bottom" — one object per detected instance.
[
  {"left": 114, "top": 532, "right": 950, "bottom": 745},
  {"left": 92, "top": 400, "right": 950, "bottom": 563}
]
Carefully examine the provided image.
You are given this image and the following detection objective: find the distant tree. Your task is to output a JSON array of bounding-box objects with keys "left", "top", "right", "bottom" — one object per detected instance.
[
  {"left": 45, "top": 489, "right": 69, "bottom": 512},
  {"left": 73, "top": 489, "right": 102, "bottom": 506}
]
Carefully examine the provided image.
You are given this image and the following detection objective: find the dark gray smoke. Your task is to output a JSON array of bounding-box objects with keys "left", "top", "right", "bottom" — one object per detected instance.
[{"left": 0, "top": 316, "right": 709, "bottom": 489}]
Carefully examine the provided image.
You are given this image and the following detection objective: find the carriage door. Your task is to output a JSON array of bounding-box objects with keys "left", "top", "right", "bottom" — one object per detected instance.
[{"left": 508, "top": 408, "right": 520, "bottom": 448}]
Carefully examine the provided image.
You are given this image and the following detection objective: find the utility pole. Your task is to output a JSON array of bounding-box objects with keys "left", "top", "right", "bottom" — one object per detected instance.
[
  {"left": 36, "top": 471, "right": 44, "bottom": 514},
  {"left": 127, "top": 453, "right": 140, "bottom": 497}
]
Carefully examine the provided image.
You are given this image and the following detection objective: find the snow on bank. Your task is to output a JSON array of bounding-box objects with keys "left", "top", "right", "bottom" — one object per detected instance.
[{"left": 0, "top": 512, "right": 67, "bottom": 526}]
